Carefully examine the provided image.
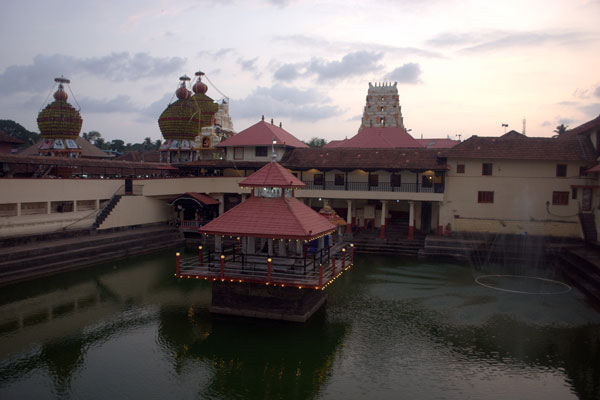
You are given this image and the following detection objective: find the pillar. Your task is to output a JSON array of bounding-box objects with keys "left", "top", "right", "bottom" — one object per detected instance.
[
  {"left": 16, "top": 203, "right": 21, "bottom": 217},
  {"left": 296, "top": 240, "right": 303, "bottom": 256},
  {"left": 379, "top": 200, "right": 387, "bottom": 239},
  {"left": 346, "top": 199, "right": 353, "bottom": 230},
  {"left": 268, "top": 239, "right": 273, "bottom": 256},
  {"left": 47, "top": 201, "right": 51, "bottom": 214},
  {"left": 278, "top": 240, "right": 287, "bottom": 257},
  {"left": 73, "top": 201, "right": 78, "bottom": 212},
  {"left": 95, "top": 199, "right": 100, "bottom": 210},
  {"left": 408, "top": 201, "right": 415, "bottom": 240},
  {"left": 247, "top": 237, "right": 255, "bottom": 255},
  {"left": 215, "top": 235, "right": 222, "bottom": 254},
  {"left": 217, "top": 194, "right": 225, "bottom": 215}
]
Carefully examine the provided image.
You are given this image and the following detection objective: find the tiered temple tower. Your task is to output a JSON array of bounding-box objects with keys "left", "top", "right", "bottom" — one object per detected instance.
[
  {"left": 360, "top": 82, "right": 404, "bottom": 130},
  {"left": 158, "top": 71, "right": 233, "bottom": 163},
  {"left": 37, "top": 77, "right": 83, "bottom": 158}
]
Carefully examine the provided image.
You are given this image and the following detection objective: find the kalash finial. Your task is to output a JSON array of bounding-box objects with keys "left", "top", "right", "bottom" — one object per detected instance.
[
  {"left": 175, "top": 75, "right": 191, "bottom": 100},
  {"left": 193, "top": 70, "right": 208, "bottom": 94},
  {"left": 53, "top": 76, "right": 70, "bottom": 101}
]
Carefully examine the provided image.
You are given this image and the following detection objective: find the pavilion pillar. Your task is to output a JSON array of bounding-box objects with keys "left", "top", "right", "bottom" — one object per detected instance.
[
  {"left": 247, "top": 237, "right": 255, "bottom": 255},
  {"left": 278, "top": 240, "right": 287, "bottom": 257},
  {"left": 379, "top": 200, "right": 387, "bottom": 239},
  {"left": 296, "top": 240, "right": 303, "bottom": 256},
  {"left": 215, "top": 235, "right": 222, "bottom": 254},
  {"left": 408, "top": 201, "right": 415, "bottom": 240}
]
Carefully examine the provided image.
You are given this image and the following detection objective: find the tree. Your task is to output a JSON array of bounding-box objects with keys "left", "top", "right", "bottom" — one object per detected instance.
[
  {"left": 94, "top": 137, "right": 106, "bottom": 149},
  {"left": 82, "top": 130, "right": 101, "bottom": 143},
  {"left": 109, "top": 139, "right": 125, "bottom": 153},
  {"left": 143, "top": 137, "right": 153, "bottom": 150},
  {"left": 554, "top": 124, "right": 569, "bottom": 135},
  {"left": 0, "top": 119, "right": 40, "bottom": 145},
  {"left": 154, "top": 139, "right": 162, "bottom": 149},
  {"left": 306, "top": 137, "right": 327, "bottom": 148}
]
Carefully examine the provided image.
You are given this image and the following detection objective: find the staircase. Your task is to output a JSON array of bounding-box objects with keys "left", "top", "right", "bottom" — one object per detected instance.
[
  {"left": 0, "top": 225, "right": 185, "bottom": 286},
  {"left": 578, "top": 213, "right": 597, "bottom": 243},
  {"left": 32, "top": 164, "right": 53, "bottom": 178},
  {"left": 350, "top": 231, "right": 425, "bottom": 257},
  {"left": 93, "top": 195, "right": 122, "bottom": 229},
  {"left": 418, "top": 235, "right": 489, "bottom": 262},
  {"left": 560, "top": 248, "right": 600, "bottom": 306}
]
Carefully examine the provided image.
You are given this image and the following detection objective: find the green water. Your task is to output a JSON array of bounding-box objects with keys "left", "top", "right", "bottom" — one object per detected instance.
[{"left": 1, "top": 250, "right": 599, "bottom": 399}]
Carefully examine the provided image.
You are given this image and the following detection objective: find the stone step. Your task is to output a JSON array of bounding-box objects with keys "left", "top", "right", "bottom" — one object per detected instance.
[
  {"left": 0, "top": 227, "right": 175, "bottom": 263},
  {"left": 0, "top": 231, "right": 183, "bottom": 273},
  {"left": 0, "top": 237, "right": 185, "bottom": 286}
]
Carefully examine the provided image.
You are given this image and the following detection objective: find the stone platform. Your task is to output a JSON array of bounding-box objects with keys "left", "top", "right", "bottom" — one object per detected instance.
[{"left": 210, "top": 281, "right": 327, "bottom": 322}]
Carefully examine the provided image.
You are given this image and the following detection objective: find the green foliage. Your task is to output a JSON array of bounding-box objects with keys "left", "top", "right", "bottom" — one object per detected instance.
[
  {"left": 0, "top": 119, "right": 40, "bottom": 146},
  {"left": 306, "top": 137, "right": 327, "bottom": 148},
  {"left": 554, "top": 124, "right": 569, "bottom": 135}
]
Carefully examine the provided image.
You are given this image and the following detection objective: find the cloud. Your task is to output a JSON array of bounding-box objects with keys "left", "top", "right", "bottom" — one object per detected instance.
[
  {"left": 231, "top": 85, "right": 342, "bottom": 121},
  {"left": 579, "top": 103, "right": 600, "bottom": 117},
  {"left": 79, "top": 95, "right": 139, "bottom": 114},
  {"left": 0, "top": 53, "right": 186, "bottom": 95},
  {"left": 274, "top": 51, "right": 384, "bottom": 82},
  {"left": 273, "top": 34, "right": 441, "bottom": 58},
  {"left": 427, "top": 30, "right": 590, "bottom": 53},
  {"left": 198, "top": 48, "right": 235, "bottom": 58},
  {"left": 237, "top": 57, "right": 259, "bottom": 71},
  {"left": 385, "top": 63, "right": 422, "bottom": 84},
  {"left": 595, "top": 86, "right": 600, "bottom": 98}
]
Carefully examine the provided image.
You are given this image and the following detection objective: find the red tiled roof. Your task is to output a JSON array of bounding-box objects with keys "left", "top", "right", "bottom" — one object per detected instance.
[
  {"left": 416, "top": 138, "right": 460, "bottom": 149},
  {"left": 239, "top": 162, "right": 305, "bottom": 188},
  {"left": 168, "top": 192, "right": 219, "bottom": 205},
  {"left": 324, "top": 139, "right": 348, "bottom": 148},
  {"left": 560, "top": 114, "right": 600, "bottom": 137},
  {"left": 217, "top": 120, "right": 309, "bottom": 148},
  {"left": 445, "top": 131, "right": 596, "bottom": 161},
  {"left": 281, "top": 148, "right": 446, "bottom": 171},
  {"left": 0, "top": 131, "right": 24, "bottom": 144},
  {"left": 18, "top": 137, "right": 113, "bottom": 158},
  {"left": 116, "top": 150, "right": 160, "bottom": 162},
  {"left": 198, "top": 196, "right": 336, "bottom": 240},
  {"left": 324, "top": 127, "right": 423, "bottom": 149}
]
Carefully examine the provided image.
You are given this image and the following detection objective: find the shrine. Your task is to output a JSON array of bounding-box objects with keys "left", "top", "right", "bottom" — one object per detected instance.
[{"left": 176, "top": 159, "right": 355, "bottom": 322}]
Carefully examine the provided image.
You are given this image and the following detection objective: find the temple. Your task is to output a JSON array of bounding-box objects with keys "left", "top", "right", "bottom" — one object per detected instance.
[{"left": 176, "top": 160, "right": 354, "bottom": 321}]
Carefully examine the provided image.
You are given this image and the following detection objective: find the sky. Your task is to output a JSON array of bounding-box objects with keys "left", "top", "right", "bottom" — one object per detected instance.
[{"left": 0, "top": 0, "right": 599, "bottom": 145}]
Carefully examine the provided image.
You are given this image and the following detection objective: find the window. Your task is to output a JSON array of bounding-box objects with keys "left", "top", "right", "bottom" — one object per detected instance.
[
  {"left": 478, "top": 191, "right": 494, "bottom": 203},
  {"left": 313, "top": 174, "right": 324, "bottom": 186},
  {"left": 380, "top": 106, "right": 384, "bottom": 112},
  {"left": 233, "top": 147, "right": 244, "bottom": 160},
  {"left": 572, "top": 187, "right": 578, "bottom": 200},
  {"left": 255, "top": 146, "right": 268, "bottom": 157},
  {"left": 390, "top": 174, "right": 401, "bottom": 187},
  {"left": 456, "top": 164, "right": 465, "bottom": 174},
  {"left": 552, "top": 191, "right": 569, "bottom": 205},
  {"left": 379, "top": 117, "right": 385, "bottom": 125},
  {"left": 482, "top": 163, "right": 493, "bottom": 176},
  {"left": 369, "top": 174, "right": 379, "bottom": 187},
  {"left": 556, "top": 164, "right": 567, "bottom": 177},
  {"left": 579, "top": 166, "right": 588, "bottom": 177},
  {"left": 335, "top": 173, "right": 344, "bottom": 186}
]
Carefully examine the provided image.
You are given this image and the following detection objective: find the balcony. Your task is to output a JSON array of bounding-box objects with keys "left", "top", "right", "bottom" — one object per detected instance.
[{"left": 301, "top": 180, "right": 445, "bottom": 193}]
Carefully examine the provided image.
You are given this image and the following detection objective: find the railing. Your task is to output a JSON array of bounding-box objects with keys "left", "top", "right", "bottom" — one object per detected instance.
[
  {"left": 175, "top": 244, "right": 354, "bottom": 290},
  {"left": 302, "top": 181, "right": 444, "bottom": 193}
]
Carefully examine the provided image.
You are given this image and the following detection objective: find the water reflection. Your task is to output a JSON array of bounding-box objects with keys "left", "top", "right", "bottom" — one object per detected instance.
[{"left": 0, "top": 250, "right": 598, "bottom": 399}]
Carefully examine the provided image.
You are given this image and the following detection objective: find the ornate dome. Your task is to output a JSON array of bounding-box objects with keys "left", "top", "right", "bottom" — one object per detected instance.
[
  {"left": 158, "top": 76, "right": 201, "bottom": 140},
  {"left": 158, "top": 73, "right": 218, "bottom": 140},
  {"left": 193, "top": 71, "right": 208, "bottom": 94},
  {"left": 37, "top": 77, "right": 82, "bottom": 138}
]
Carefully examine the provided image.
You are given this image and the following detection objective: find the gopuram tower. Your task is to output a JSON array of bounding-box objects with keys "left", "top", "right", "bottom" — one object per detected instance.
[{"left": 360, "top": 81, "right": 404, "bottom": 131}]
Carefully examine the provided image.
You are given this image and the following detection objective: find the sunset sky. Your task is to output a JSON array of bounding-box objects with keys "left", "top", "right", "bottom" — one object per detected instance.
[{"left": 1, "top": 0, "right": 599, "bottom": 144}]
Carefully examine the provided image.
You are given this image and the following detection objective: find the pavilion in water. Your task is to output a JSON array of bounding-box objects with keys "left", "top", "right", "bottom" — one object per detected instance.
[{"left": 175, "top": 160, "right": 355, "bottom": 321}]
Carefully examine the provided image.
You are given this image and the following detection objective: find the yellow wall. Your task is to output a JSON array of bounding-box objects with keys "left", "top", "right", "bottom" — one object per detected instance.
[
  {"left": 99, "top": 196, "right": 172, "bottom": 230},
  {"left": 443, "top": 158, "right": 593, "bottom": 237}
]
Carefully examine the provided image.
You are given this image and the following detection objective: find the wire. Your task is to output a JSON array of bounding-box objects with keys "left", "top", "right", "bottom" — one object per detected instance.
[
  {"left": 39, "top": 83, "right": 57, "bottom": 113},
  {"left": 66, "top": 84, "right": 82, "bottom": 111},
  {"left": 204, "top": 74, "right": 229, "bottom": 102}
]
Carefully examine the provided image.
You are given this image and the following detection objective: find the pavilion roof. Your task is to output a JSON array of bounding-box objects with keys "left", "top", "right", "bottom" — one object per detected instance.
[
  {"left": 168, "top": 192, "right": 219, "bottom": 206},
  {"left": 324, "top": 126, "right": 423, "bottom": 149},
  {"left": 239, "top": 161, "right": 305, "bottom": 188},
  {"left": 199, "top": 196, "right": 336, "bottom": 240},
  {"left": 217, "top": 120, "right": 308, "bottom": 148}
]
